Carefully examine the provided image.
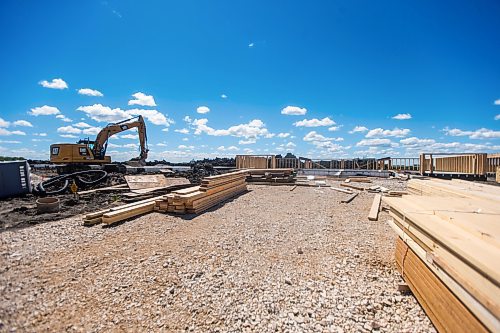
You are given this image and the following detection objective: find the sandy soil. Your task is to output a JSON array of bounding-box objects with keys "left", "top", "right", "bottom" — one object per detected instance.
[{"left": 0, "top": 179, "right": 435, "bottom": 332}]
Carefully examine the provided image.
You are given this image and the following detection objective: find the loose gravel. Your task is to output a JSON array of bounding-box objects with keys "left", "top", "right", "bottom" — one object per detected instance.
[{"left": 0, "top": 179, "right": 436, "bottom": 332}]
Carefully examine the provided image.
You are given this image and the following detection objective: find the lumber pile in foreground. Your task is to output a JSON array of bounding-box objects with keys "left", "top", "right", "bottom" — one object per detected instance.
[
  {"left": 383, "top": 178, "right": 500, "bottom": 332},
  {"left": 155, "top": 170, "right": 249, "bottom": 214}
]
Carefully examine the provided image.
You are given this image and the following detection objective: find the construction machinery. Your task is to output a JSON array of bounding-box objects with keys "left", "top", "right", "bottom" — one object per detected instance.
[{"left": 50, "top": 116, "right": 149, "bottom": 173}]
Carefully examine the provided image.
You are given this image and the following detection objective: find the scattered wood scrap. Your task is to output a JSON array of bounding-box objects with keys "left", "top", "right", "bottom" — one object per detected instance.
[
  {"left": 340, "top": 192, "right": 358, "bottom": 203},
  {"left": 290, "top": 185, "right": 297, "bottom": 191},
  {"left": 77, "top": 184, "right": 129, "bottom": 195},
  {"left": 125, "top": 175, "right": 190, "bottom": 192},
  {"left": 330, "top": 186, "right": 353, "bottom": 194},
  {"left": 367, "top": 194, "right": 381, "bottom": 221},
  {"left": 383, "top": 178, "right": 500, "bottom": 332},
  {"left": 340, "top": 183, "right": 365, "bottom": 191},
  {"left": 83, "top": 195, "right": 164, "bottom": 225},
  {"left": 346, "top": 177, "right": 372, "bottom": 183}
]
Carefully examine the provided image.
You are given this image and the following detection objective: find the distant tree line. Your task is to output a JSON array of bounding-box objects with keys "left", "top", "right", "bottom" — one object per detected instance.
[{"left": 0, "top": 156, "right": 26, "bottom": 161}]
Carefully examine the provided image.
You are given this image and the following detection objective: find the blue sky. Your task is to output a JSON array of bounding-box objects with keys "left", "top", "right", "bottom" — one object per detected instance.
[{"left": 0, "top": 0, "right": 499, "bottom": 162}]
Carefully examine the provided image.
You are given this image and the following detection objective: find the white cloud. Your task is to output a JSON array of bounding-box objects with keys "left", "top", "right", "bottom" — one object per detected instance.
[
  {"left": 78, "top": 88, "right": 103, "bottom": 97},
  {"left": 281, "top": 106, "right": 307, "bottom": 116},
  {"left": 56, "top": 114, "right": 72, "bottom": 122},
  {"left": 221, "top": 94, "right": 228, "bottom": 99},
  {"left": 127, "top": 108, "right": 173, "bottom": 126},
  {"left": 178, "top": 145, "right": 194, "bottom": 150},
  {"left": 349, "top": 126, "right": 368, "bottom": 134},
  {"left": 182, "top": 137, "right": 189, "bottom": 141},
  {"left": 356, "top": 138, "right": 397, "bottom": 147},
  {"left": 495, "top": 114, "right": 500, "bottom": 120},
  {"left": 303, "top": 131, "right": 332, "bottom": 142},
  {"left": 183, "top": 115, "right": 192, "bottom": 123},
  {"left": 248, "top": 42, "right": 254, "bottom": 48},
  {"left": 285, "top": 142, "right": 296, "bottom": 148},
  {"left": 156, "top": 142, "right": 168, "bottom": 147},
  {"left": 123, "top": 143, "right": 138, "bottom": 149},
  {"left": 34, "top": 133, "right": 47, "bottom": 137},
  {"left": 191, "top": 118, "right": 272, "bottom": 140},
  {"left": 443, "top": 127, "right": 500, "bottom": 139},
  {"left": 400, "top": 137, "right": 436, "bottom": 146},
  {"left": 39, "top": 78, "right": 68, "bottom": 90},
  {"left": 239, "top": 138, "right": 256, "bottom": 145},
  {"left": 59, "top": 134, "right": 78, "bottom": 138},
  {"left": 121, "top": 134, "right": 139, "bottom": 139},
  {"left": 29, "top": 105, "right": 61, "bottom": 116},
  {"left": 0, "top": 118, "right": 10, "bottom": 128},
  {"left": 294, "top": 117, "right": 335, "bottom": 127},
  {"left": 82, "top": 127, "right": 101, "bottom": 135},
  {"left": 0, "top": 129, "right": 26, "bottom": 136},
  {"left": 74, "top": 122, "right": 91, "bottom": 128},
  {"left": 0, "top": 140, "right": 21, "bottom": 144},
  {"left": 217, "top": 146, "right": 226, "bottom": 151},
  {"left": 365, "top": 128, "right": 410, "bottom": 138},
  {"left": 128, "top": 92, "right": 156, "bottom": 107},
  {"left": 196, "top": 106, "right": 210, "bottom": 114},
  {"left": 328, "top": 126, "right": 341, "bottom": 131},
  {"left": 57, "top": 126, "right": 81, "bottom": 134},
  {"left": 227, "top": 145, "right": 238, "bottom": 151},
  {"left": 494, "top": 99, "right": 500, "bottom": 105},
  {"left": 77, "top": 104, "right": 173, "bottom": 127},
  {"left": 175, "top": 128, "right": 190, "bottom": 134},
  {"left": 13, "top": 120, "right": 33, "bottom": 127},
  {"left": 392, "top": 113, "right": 412, "bottom": 120},
  {"left": 277, "top": 132, "right": 290, "bottom": 138}
]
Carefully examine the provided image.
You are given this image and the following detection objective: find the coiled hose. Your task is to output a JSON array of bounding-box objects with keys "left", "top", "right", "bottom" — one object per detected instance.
[{"left": 35, "top": 170, "right": 108, "bottom": 196}]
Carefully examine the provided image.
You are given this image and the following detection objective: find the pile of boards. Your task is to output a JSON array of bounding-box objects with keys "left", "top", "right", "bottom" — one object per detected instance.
[
  {"left": 245, "top": 168, "right": 294, "bottom": 184},
  {"left": 155, "top": 170, "right": 249, "bottom": 214},
  {"left": 383, "top": 178, "right": 500, "bottom": 332}
]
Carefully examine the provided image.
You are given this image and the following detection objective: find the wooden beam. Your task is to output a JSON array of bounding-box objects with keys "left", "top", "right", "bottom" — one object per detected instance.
[
  {"left": 340, "top": 192, "right": 358, "bottom": 203},
  {"left": 368, "top": 194, "right": 381, "bottom": 221},
  {"left": 101, "top": 201, "right": 156, "bottom": 225}
]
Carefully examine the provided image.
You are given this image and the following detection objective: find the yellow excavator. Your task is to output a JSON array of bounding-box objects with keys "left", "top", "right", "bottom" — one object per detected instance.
[{"left": 50, "top": 116, "right": 149, "bottom": 173}]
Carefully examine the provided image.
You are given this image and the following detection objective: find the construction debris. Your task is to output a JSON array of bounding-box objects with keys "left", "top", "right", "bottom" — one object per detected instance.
[
  {"left": 340, "top": 192, "right": 358, "bottom": 203},
  {"left": 383, "top": 178, "right": 500, "bottom": 332},
  {"left": 330, "top": 186, "right": 354, "bottom": 194},
  {"left": 245, "top": 168, "right": 294, "bottom": 184},
  {"left": 340, "top": 183, "right": 365, "bottom": 191},
  {"left": 367, "top": 194, "right": 381, "bottom": 221}
]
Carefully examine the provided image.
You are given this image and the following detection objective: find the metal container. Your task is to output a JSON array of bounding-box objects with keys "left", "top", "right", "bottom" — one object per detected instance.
[{"left": 0, "top": 160, "right": 32, "bottom": 199}]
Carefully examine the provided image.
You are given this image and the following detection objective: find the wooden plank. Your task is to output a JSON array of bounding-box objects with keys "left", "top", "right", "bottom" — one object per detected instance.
[
  {"left": 340, "top": 192, "right": 358, "bottom": 203},
  {"left": 368, "top": 194, "right": 381, "bottom": 221},
  {"left": 78, "top": 184, "right": 129, "bottom": 195},
  {"left": 395, "top": 238, "right": 489, "bottom": 333},
  {"left": 290, "top": 185, "right": 297, "bottom": 191},
  {"left": 84, "top": 195, "right": 165, "bottom": 220},
  {"left": 125, "top": 175, "right": 190, "bottom": 190},
  {"left": 330, "top": 187, "right": 354, "bottom": 194},
  {"left": 390, "top": 221, "right": 499, "bottom": 332},
  {"left": 340, "top": 183, "right": 365, "bottom": 191},
  {"left": 101, "top": 201, "right": 155, "bottom": 225}
]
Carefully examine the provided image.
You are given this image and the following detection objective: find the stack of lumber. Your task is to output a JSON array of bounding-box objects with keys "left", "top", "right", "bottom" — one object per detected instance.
[
  {"left": 383, "top": 178, "right": 500, "bottom": 332},
  {"left": 245, "top": 168, "right": 294, "bottom": 184},
  {"left": 155, "top": 170, "right": 249, "bottom": 214},
  {"left": 83, "top": 195, "right": 162, "bottom": 225}
]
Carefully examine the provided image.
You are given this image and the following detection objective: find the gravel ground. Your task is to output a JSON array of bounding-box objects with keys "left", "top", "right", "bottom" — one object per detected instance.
[{"left": 0, "top": 179, "right": 436, "bottom": 332}]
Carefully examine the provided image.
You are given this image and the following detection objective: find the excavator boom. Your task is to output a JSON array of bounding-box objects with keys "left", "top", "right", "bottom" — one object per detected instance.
[{"left": 93, "top": 116, "right": 149, "bottom": 164}]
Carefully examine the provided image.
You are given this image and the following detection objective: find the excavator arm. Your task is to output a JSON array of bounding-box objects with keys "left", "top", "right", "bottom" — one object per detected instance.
[{"left": 92, "top": 116, "right": 149, "bottom": 164}]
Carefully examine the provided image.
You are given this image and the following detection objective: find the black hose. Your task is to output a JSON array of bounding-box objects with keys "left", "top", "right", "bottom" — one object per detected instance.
[{"left": 35, "top": 170, "right": 108, "bottom": 196}]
